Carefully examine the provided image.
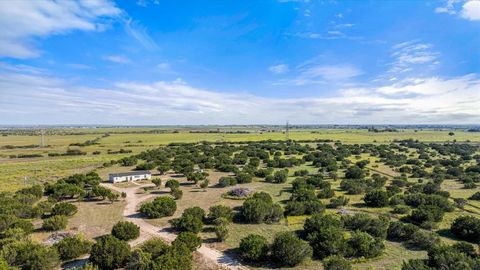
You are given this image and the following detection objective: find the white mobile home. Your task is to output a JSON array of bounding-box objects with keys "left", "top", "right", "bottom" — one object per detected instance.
[{"left": 109, "top": 171, "right": 152, "bottom": 183}]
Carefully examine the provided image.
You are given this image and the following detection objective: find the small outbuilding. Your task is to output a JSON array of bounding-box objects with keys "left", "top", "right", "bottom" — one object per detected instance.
[{"left": 109, "top": 171, "right": 152, "bottom": 183}]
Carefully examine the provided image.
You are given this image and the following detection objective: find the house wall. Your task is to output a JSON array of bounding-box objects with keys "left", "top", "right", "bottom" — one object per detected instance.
[{"left": 109, "top": 173, "right": 152, "bottom": 183}]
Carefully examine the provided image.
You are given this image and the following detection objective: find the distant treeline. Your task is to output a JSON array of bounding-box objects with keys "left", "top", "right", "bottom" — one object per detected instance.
[{"left": 189, "top": 130, "right": 251, "bottom": 134}]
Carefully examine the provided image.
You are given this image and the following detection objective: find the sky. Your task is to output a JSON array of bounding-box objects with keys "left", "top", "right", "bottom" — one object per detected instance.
[{"left": 0, "top": 0, "right": 479, "bottom": 125}]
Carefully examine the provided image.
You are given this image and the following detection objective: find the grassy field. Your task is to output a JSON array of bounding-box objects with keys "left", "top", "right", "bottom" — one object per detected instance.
[
  {"left": 2, "top": 127, "right": 480, "bottom": 269},
  {"left": 2, "top": 128, "right": 478, "bottom": 192}
]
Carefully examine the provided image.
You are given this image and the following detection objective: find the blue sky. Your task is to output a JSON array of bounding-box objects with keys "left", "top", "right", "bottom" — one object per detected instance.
[{"left": 0, "top": 0, "right": 479, "bottom": 125}]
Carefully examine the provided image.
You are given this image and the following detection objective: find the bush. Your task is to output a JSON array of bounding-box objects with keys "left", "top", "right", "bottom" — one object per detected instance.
[
  {"left": 111, "top": 221, "right": 140, "bottom": 241},
  {"left": 165, "top": 179, "right": 180, "bottom": 190},
  {"left": 90, "top": 235, "right": 131, "bottom": 270},
  {"left": 214, "top": 220, "right": 229, "bottom": 242},
  {"left": 51, "top": 202, "right": 78, "bottom": 216},
  {"left": 450, "top": 216, "right": 480, "bottom": 242},
  {"left": 171, "top": 188, "right": 183, "bottom": 200},
  {"left": 345, "top": 166, "right": 364, "bottom": 179},
  {"left": 271, "top": 232, "right": 312, "bottom": 267},
  {"left": 405, "top": 230, "right": 440, "bottom": 250},
  {"left": 387, "top": 221, "right": 419, "bottom": 241},
  {"left": 409, "top": 204, "right": 444, "bottom": 226},
  {"left": 140, "top": 238, "right": 169, "bottom": 258},
  {"left": 170, "top": 207, "right": 205, "bottom": 233},
  {"left": 54, "top": 235, "right": 92, "bottom": 261},
  {"left": 393, "top": 205, "right": 410, "bottom": 214},
  {"left": 1, "top": 240, "right": 60, "bottom": 270},
  {"left": 342, "top": 214, "right": 389, "bottom": 239},
  {"left": 469, "top": 192, "right": 480, "bottom": 200},
  {"left": 242, "top": 192, "right": 283, "bottom": 223},
  {"left": 347, "top": 231, "right": 384, "bottom": 258},
  {"left": 307, "top": 226, "right": 347, "bottom": 259},
  {"left": 140, "top": 197, "right": 176, "bottom": 218},
  {"left": 235, "top": 173, "right": 253, "bottom": 184},
  {"left": 304, "top": 213, "right": 343, "bottom": 235},
  {"left": 272, "top": 169, "right": 289, "bottom": 183},
  {"left": 322, "top": 255, "right": 352, "bottom": 270},
  {"left": 239, "top": 234, "right": 269, "bottom": 262},
  {"left": 363, "top": 190, "right": 389, "bottom": 207},
  {"left": 42, "top": 215, "right": 68, "bottom": 231},
  {"left": 218, "top": 176, "right": 237, "bottom": 187},
  {"left": 126, "top": 250, "right": 152, "bottom": 270},
  {"left": 328, "top": 196, "right": 350, "bottom": 208},
  {"left": 172, "top": 231, "right": 201, "bottom": 252},
  {"left": 208, "top": 205, "right": 233, "bottom": 222}
]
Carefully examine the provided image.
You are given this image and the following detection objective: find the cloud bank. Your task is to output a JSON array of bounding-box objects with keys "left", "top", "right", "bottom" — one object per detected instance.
[{"left": 1, "top": 63, "right": 479, "bottom": 125}]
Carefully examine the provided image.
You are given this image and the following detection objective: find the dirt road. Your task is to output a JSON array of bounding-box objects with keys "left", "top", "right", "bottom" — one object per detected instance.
[{"left": 102, "top": 183, "right": 247, "bottom": 270}]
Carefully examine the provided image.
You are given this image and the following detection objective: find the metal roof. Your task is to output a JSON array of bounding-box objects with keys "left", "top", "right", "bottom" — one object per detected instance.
[{"left": 109, "top": 170, "right": 151, "bottom": 177}]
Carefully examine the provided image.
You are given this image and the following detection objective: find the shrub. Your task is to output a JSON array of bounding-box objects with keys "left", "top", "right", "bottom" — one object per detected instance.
[
  {"left": 140, "top": 197, "right": 176, "bottom": 218},
  {"left": 172, "top": 231, "right": 201, "bottom": 252},
  {"left": 214, "top": 220, "right": 229, "bottom": 242},
  {"left": 152, "top": 178, "right": 162, "bottom": 189},
  {"left": 342, "top": 214, "right": 389, "bottom": 239},
  {"left": 469, "top": 192, "right": 480, "bottom": 200},
  {"left": 345, "top": 166, "right": 364, "bottom": 179},
  {"left": 218, "top": 177, "right": 237, "bottom": 187},
  {"left": 304, "top": 213, "right": 343, "bottom": 235},
  {"left": 387, "top": 221, "right": 419, "bottom": 241},
  {"left": 171, "top": 188, "right": 183, "bottom": 200},
  {"left": 239, "top": 234, "right": 269, "bottom": 262},
  {"left": 208, "top": 205, "right": 233, "bottom": 222},
  {"left": 111, "top": 221, "right": 140, "bottom": 241},
  {"left": 235, "top": 173, "right": 253, "bottom": 184},
  {"left": 42, "top": 215, "right": 68, "bottom": 231},
  {"left": 450, "top": 216, "right": 480, "bottom": 242},
  {"left": 328, "top": 196, "right": 350, "bottom": 208},
  {"left": 126, "top": 250, "right": 152, "bottom": 270},
  {"left": 1, "top": 240, "right": 60, "bottom": 270},
  {"left": 393, "top": 205, "right": 410, "bottom": 214},
  {"left": 322, "top": 255, "right": 352, "bottom": 270},
  {"left": 54, "top": 235, "right": 92, "bottom": 261},
  {"left": 90, "top": 235, "right": 131, "bottom": 270},
  {"left": 140, "top": 238, "right": 169, "bottom": 258},
  {"left": 409, "top": 204, "right": 444, "bottom": 226},
  {"left": 347, "top": 231, "right": 384, "bottom": 258},
  {"left": 168, "top": 207, "right": 205, "bottom": 233},
  {"left": 307, "top": 226, "right": 347, "bottom": 259},
  {"left": 405, "top": 230, "right": 440, "bottom": 250},
  {"left": 363, "top": 190, "right": 389, "bottom": 207},
  {"left": 272, "top": 169, "right": 289, "bottom": 183},
  {"left": 242, "top": 192, "right": 283, "bottom": 223},
  {"left": 271, "top": 232, "right": 312, "bottom": 267},
  {"left": 165, "top": 179, "right": 180, "bottom": 190}
]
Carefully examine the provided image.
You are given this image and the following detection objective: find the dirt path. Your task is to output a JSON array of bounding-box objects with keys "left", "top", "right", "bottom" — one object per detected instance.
[{"left": 102, "top": 183, "right": 247, "bottom": 270}]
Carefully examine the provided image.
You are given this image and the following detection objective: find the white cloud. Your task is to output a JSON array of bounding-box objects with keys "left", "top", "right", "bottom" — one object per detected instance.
[
  {"left": 103, "top": 55, "right": 131, "bottom": 64},
  {"left": 124, "top": 18, "right": 159, "bottom": 51},
  {"left": 274, "top": 63, "right": 362, "bottom": 86},
  {"left": 269, "top": 64, "right": 289, "bottom": 74},
  {"left": 462, "top": 0, "right": 480, "bottom": 20},
  {"left": 1, "top": 63, "right": 479, "bottom": 124},
  {"left": 0, "top": 0, "right": 120, "bottom": 59},
  {"left": 389, "top": 41, "right": 439, "bottom": 74}
]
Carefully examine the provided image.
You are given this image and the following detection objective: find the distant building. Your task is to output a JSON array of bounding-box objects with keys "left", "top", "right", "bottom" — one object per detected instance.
[{"left": 109, "top": 171, "right": 152, "bottom": 183}]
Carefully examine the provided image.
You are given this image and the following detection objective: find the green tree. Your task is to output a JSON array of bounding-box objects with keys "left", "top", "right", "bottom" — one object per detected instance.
[
  {"left": 363, "top": 190, "right": 389, "bottom": 207},
  {"left": 271, "top": 232, "right": 312, "bottom": 267},
  {"left": 152, "top": 179, "right": 162, "bottom": 189},
  {"left": 322, "top": 255, "right": 352, "bottom": 270},
  {"left": 52, "top": 202, "right": 78, "bottom": 216},
  {"left": 239, "top": 234, "right": 269, "bottom": 262},
  {"left": 140, "top": 197, "right": 176, "bottom": 218},
  {"left": 53, "top": 235, "right": 92, "bottom": 261},
  {"left": 42, "top": 215, "right": 68, "bottom": 231},
  {"left": 90, "top": 235, "right": 131, "bottom": 270},
  {"left": 172, "top": 231, "right": 201, "bottom": 252},
  {"left": 112, "top": 221, "right": 140, "bottom": 241}
]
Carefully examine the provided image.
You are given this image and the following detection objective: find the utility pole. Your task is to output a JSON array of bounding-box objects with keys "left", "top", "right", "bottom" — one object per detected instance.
[
  {"left": 286, "top": 120, "right": 290, "bottom": 140},
  {"left": 40, "top": 129, "right": 45, "bottom": 147}
]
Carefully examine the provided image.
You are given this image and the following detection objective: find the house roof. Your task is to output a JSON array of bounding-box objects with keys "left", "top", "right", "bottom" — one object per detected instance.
[{"left": 109, "top": 170, "right": 151, "bottom": 177}]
